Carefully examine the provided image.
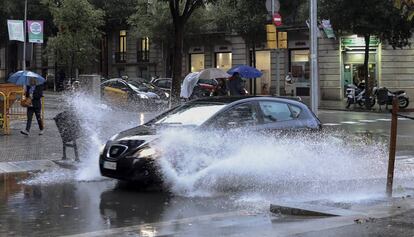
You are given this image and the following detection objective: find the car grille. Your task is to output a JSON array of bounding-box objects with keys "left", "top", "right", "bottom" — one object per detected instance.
[
  {"left": 106, "top": 145, "right": 128, "bottom": 161},
  {"left": 105, "top": 140, "right": 145, "bottom": 161}
]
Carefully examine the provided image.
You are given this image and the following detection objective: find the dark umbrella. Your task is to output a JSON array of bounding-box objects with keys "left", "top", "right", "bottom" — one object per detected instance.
[
  {"left": 8, "top": 70, "right": 46, "bottom": 86},
  {"left": 227, "top": 65, "right": 263, "bottom": 78}
]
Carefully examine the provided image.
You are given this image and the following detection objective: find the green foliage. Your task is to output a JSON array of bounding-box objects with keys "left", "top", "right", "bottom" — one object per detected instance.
[
  {"left": 129, "top": 0, "right": 215, "bottom": 48},
  {"left": 212, "top": 0, "right": 268, "bottom": 46},
  {"left": 42, "top": 0, "right": 104, "bottom": 74},
  {"left": 320, "top": 0, "right": 413, "bottom": 49},
  {"left": 279, "top": 0, "right": 308, "bottom": 25},
  {"left": 90, "top": 0, "right": 138, "bottom": 31}
]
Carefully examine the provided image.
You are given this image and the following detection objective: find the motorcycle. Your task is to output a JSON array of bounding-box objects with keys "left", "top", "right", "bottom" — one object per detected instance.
[
  {"left": 345, "top": 84, "right": 376, "bottom": 109},
  {"left": 375, "top": 87, "right": 409, "bottom": 109}
]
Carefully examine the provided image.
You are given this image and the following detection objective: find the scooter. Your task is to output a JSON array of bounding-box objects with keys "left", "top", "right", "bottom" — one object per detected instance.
[
  {"left": 375, "top": 87, "right": 409, "bottom": 109},
  {"left": 345, "top": 84, "right": 376, "bottom": 109}
]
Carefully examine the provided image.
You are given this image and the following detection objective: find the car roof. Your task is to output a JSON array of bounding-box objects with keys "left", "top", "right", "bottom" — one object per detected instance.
[{"left": 189, "top": 96, "right": 303, "bottom": 106}]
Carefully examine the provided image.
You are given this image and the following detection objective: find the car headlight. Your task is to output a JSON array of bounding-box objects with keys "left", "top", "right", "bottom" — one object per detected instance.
[
  {"left": 99, "top": 144, "right": 106, "bottom": 156},
  {"left": 139, "top": 94, "right": 149, "bottom": 99},
  {"left": 134, "top": 147, "right": 158, "bottom": 158}
]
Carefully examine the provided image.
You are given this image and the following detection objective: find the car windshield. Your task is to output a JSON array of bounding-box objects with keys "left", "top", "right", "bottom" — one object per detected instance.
[
  {"left": 128, "top": 81, "right": 151, "bottom": 91},
  {"left": 153, "top": 103, "right": 226, "bottom": 126}
]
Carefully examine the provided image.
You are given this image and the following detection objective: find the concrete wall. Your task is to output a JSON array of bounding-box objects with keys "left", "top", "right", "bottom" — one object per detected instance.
[
  {"left": 381, "top": 46, "right": 414, "bottom": 101},
  {"left": 318, "top": 38, "right": 341, "bottom": 100},
  {"left": 270, "top": 49, "right": 286, "bottom": 95}
]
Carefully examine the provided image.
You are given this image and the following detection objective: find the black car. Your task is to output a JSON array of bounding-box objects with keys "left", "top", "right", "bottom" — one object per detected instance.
[
  {"left": 151, "top": 78, "right": 172, "bottom": 92},
  {"left": 99, "top": 96, "right": 321, "bottom": 185}
]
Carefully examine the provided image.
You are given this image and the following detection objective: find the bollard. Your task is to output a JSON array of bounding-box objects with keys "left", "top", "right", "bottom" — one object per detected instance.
[{"left": 386, "top": 97, "right": 398, "bottom": 197}]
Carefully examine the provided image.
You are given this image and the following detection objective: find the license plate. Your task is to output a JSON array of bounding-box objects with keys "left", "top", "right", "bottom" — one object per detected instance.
[{"left": 103, "top": 161, "right": 117, "bottom": 170}]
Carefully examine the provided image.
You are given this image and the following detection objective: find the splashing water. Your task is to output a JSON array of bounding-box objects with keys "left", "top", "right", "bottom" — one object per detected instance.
[
  {"left": 156, "top": 128, "right": 414, "bottom": 199},
  {"left": 65, "top": 93, "right": 143, "bottom": 181},
  {"left": 31, "top": 93, "right": 414, "bottom": 204}
]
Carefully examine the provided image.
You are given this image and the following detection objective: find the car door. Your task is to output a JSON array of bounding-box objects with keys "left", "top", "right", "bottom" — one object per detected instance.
[
  {"left": 210, "top": 102, "right": 262, "bottom": 130},
  {"left": 255, "top": 100, "right": 305, "bottom": 131},
  {"left": 103, "top": 80, "right": 129, "bottom": 105}
]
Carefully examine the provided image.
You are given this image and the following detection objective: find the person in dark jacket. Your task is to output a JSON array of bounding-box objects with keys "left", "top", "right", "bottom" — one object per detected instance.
[
  {"left": 228, "top": 72, "right": 246, "bottom": 96},
  {"left": 21, "top": 78, "right": 44, "bottom": 135}
]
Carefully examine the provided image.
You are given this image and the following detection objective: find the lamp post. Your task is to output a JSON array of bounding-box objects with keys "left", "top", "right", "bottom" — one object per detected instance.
[
  {"left": 310, "top": 0, "right": 319, "bottom": 115},
  {"left": 23, "top": 0, "right": 27, "bottom": 71}
]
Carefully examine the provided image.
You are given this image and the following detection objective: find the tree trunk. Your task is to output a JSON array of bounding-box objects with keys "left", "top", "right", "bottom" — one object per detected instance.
[
  {"left": 171, "top": 21, "right": 184, "bottom": 105},
  {"left": 363, "top": 34, "right": 372, "bottom": 109}
]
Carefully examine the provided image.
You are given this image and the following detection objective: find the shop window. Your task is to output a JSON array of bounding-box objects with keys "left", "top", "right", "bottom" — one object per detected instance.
[
  {"left": 290, "top": 50, "right": 310, "bottom": 83},
  {"left": 190, "top": 53, "right": 204, "bottom": 72},
  {"left": 116, "top": 30, "right": 127, "bottom": 63},
  {"left": 215, "top": 52, "right": 232, "bottom": 72},
  {"left": 138, "top": 37, "right": 150, "bottom": 62}
]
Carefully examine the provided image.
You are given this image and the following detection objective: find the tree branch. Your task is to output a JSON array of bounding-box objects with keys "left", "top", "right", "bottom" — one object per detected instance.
[
  {"left": 183, "top": 0, "right": 203, "bottom": 22},
  {"left": 169, "top": 0, "right": 177, "bottom": 19}
]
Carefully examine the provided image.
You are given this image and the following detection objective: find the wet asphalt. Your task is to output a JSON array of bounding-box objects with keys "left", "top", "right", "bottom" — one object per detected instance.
[{"left": 1, "top": 109, "right": 414, "bottom": 236}]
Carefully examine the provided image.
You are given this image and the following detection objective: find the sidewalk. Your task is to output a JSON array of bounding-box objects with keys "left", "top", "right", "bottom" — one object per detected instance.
[{"left": 0, "top": 91, "right": 68, "bottom": 173}]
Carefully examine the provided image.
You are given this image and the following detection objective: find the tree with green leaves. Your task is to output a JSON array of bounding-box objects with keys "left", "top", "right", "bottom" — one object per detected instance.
[
  {"left": 213, "top": 0, "right": 268, "bottom": 69},
  {"left": 130, "top": 0, "right": 217, "bottom": 102},
  {"left": 42, "top": 0, "right": 104, "bottom": 79},
  {"left": 320, "top": 0, "right": 414, "bottom": 108}
]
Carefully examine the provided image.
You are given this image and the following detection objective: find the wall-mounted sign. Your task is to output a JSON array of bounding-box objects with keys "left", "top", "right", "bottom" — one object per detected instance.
[
  {"left": 341, "top": 36, "right": 380, "bottom": 47},
  {"left": 321, "top": 20, "right": 335, "bottom": 39}
]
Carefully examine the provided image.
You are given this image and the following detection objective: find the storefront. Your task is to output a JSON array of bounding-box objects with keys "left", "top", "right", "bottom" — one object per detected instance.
[
  {"left": 340, "top": 36, "right": 380, "bottom": 94},
  {"left": 244, "top": 50, "right": 271, "bottom": 95},
  {"left": 289, "top": 48, "right": 310, "bottom": 96},
  {"left": 189, "top": 47, "right": 205, "bottom": 72}
]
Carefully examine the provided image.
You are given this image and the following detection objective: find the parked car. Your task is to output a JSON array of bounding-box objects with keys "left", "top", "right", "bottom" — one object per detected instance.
[
  {"left": 100, "top": 78, "right": 163, "bottom": 110},
  {"left": 151, "top": 78, "right": 172, "bottom": 92},
  {"left": 127, "top": 78, "right": 170, "bottom": 102},
  {"left": 99, "top": 96, "right": 321, "bottom": 185},
  {"left": 152, "top": 77, "right": 218, "bottom": 99}
]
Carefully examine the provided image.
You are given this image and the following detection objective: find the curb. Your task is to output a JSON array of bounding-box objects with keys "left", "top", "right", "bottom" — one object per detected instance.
[{"left": 0, "top": 160, "right": 59, "bottom": 175}]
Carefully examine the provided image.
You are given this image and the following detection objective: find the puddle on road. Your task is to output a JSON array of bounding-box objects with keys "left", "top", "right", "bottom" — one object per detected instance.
[{"left": 2, "top": 94, "right": 412, "bottom": 235}]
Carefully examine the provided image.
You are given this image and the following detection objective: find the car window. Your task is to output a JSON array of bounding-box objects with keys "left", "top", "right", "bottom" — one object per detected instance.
[
  {"left": 289, "top": 104, "right": 302, "bottom": 118},
  {"left": 258, "top": 101, "right": 300, "bottom": 123},
  {"left": 111, "top": 81, "right": 128, "bottom": 90},
  {"left": 156, "top": 79, "right": 170, "bottom": 89},
  {"left": 214, "top": 102, "right": 258, "bottom": 128}
]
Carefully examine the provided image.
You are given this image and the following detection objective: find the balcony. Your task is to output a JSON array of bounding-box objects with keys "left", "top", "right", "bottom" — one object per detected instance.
[
  {"left": 115, "top": 52, "right": 127, "bottom": 63},
  {"left": 137, "top": 51, "right": 149, "bottom": 62}
]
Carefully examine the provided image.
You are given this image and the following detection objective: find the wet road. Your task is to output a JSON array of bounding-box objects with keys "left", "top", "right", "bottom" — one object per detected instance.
[{"left": 0, "top": 110, "right": 414, "bottom": 236}]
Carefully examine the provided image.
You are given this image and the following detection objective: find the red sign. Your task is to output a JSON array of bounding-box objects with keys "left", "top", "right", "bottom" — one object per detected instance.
[{"left": 273, "top": 13, "right": 282, "bottom": 27}]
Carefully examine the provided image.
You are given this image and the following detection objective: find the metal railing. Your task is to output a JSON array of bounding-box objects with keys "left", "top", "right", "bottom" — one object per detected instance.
[
  {"left": 0, "top": 92, "right": 6, "bottom": 134},
  {"left": 0, "top": 85, "right": 45, "bottom": 135},
  {"left": 115, "top": 52, "right": 127, "bottom": 63}
]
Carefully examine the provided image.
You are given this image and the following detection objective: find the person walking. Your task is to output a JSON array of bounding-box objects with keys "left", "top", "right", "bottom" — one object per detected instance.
[
  {"left": 214, "top": 78, "right": 228, "bottom": 96},
  {"left": 21, "top": 78, "right": 44, "bottom": 135},
  {"left": 228, "top": 72, "right": 246, "bottom": 96}
]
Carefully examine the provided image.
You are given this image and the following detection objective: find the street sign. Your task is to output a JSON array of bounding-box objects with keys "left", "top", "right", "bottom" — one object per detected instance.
[
  {"left": 273, "top": 13, "right": 282, "bottom": 27},
  {"left": 266, "top": 24, "right": 277, "bottom": 49},
  {"left": 27, "top": 20, "right": 44, "bottom": 43},
  {"left": 7, "top": 20, "right": 25, "bottom": 42}
]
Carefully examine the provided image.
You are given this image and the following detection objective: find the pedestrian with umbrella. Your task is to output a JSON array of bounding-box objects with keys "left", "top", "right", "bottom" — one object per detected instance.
[
  {"left": 8, "top": 70, "right": 46, "bottom": 135},
  {"left": 227, "top": 65, "right": 263, "bottom": 96}
]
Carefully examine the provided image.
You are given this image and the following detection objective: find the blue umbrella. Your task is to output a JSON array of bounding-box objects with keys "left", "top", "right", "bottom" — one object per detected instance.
[
  {"left": 8, "top": 70, "right": 46, "bottom": 86},
  {"left": 227, "top": 65, "right": 263, "bottom": 79}
]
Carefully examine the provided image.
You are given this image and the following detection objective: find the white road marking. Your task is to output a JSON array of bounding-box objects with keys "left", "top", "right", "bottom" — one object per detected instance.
[
  {"left": 358, "top": 120, "right": 377, "bottom": 123},
  {"left": 376, "top": 118, "right": 392, "bottom": 122},
  {"left": 341, "top": 121, "right": 362, "bottom": 125},
  {"left": 323, "top": 123, "right": 341, "bottom": 126}
]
